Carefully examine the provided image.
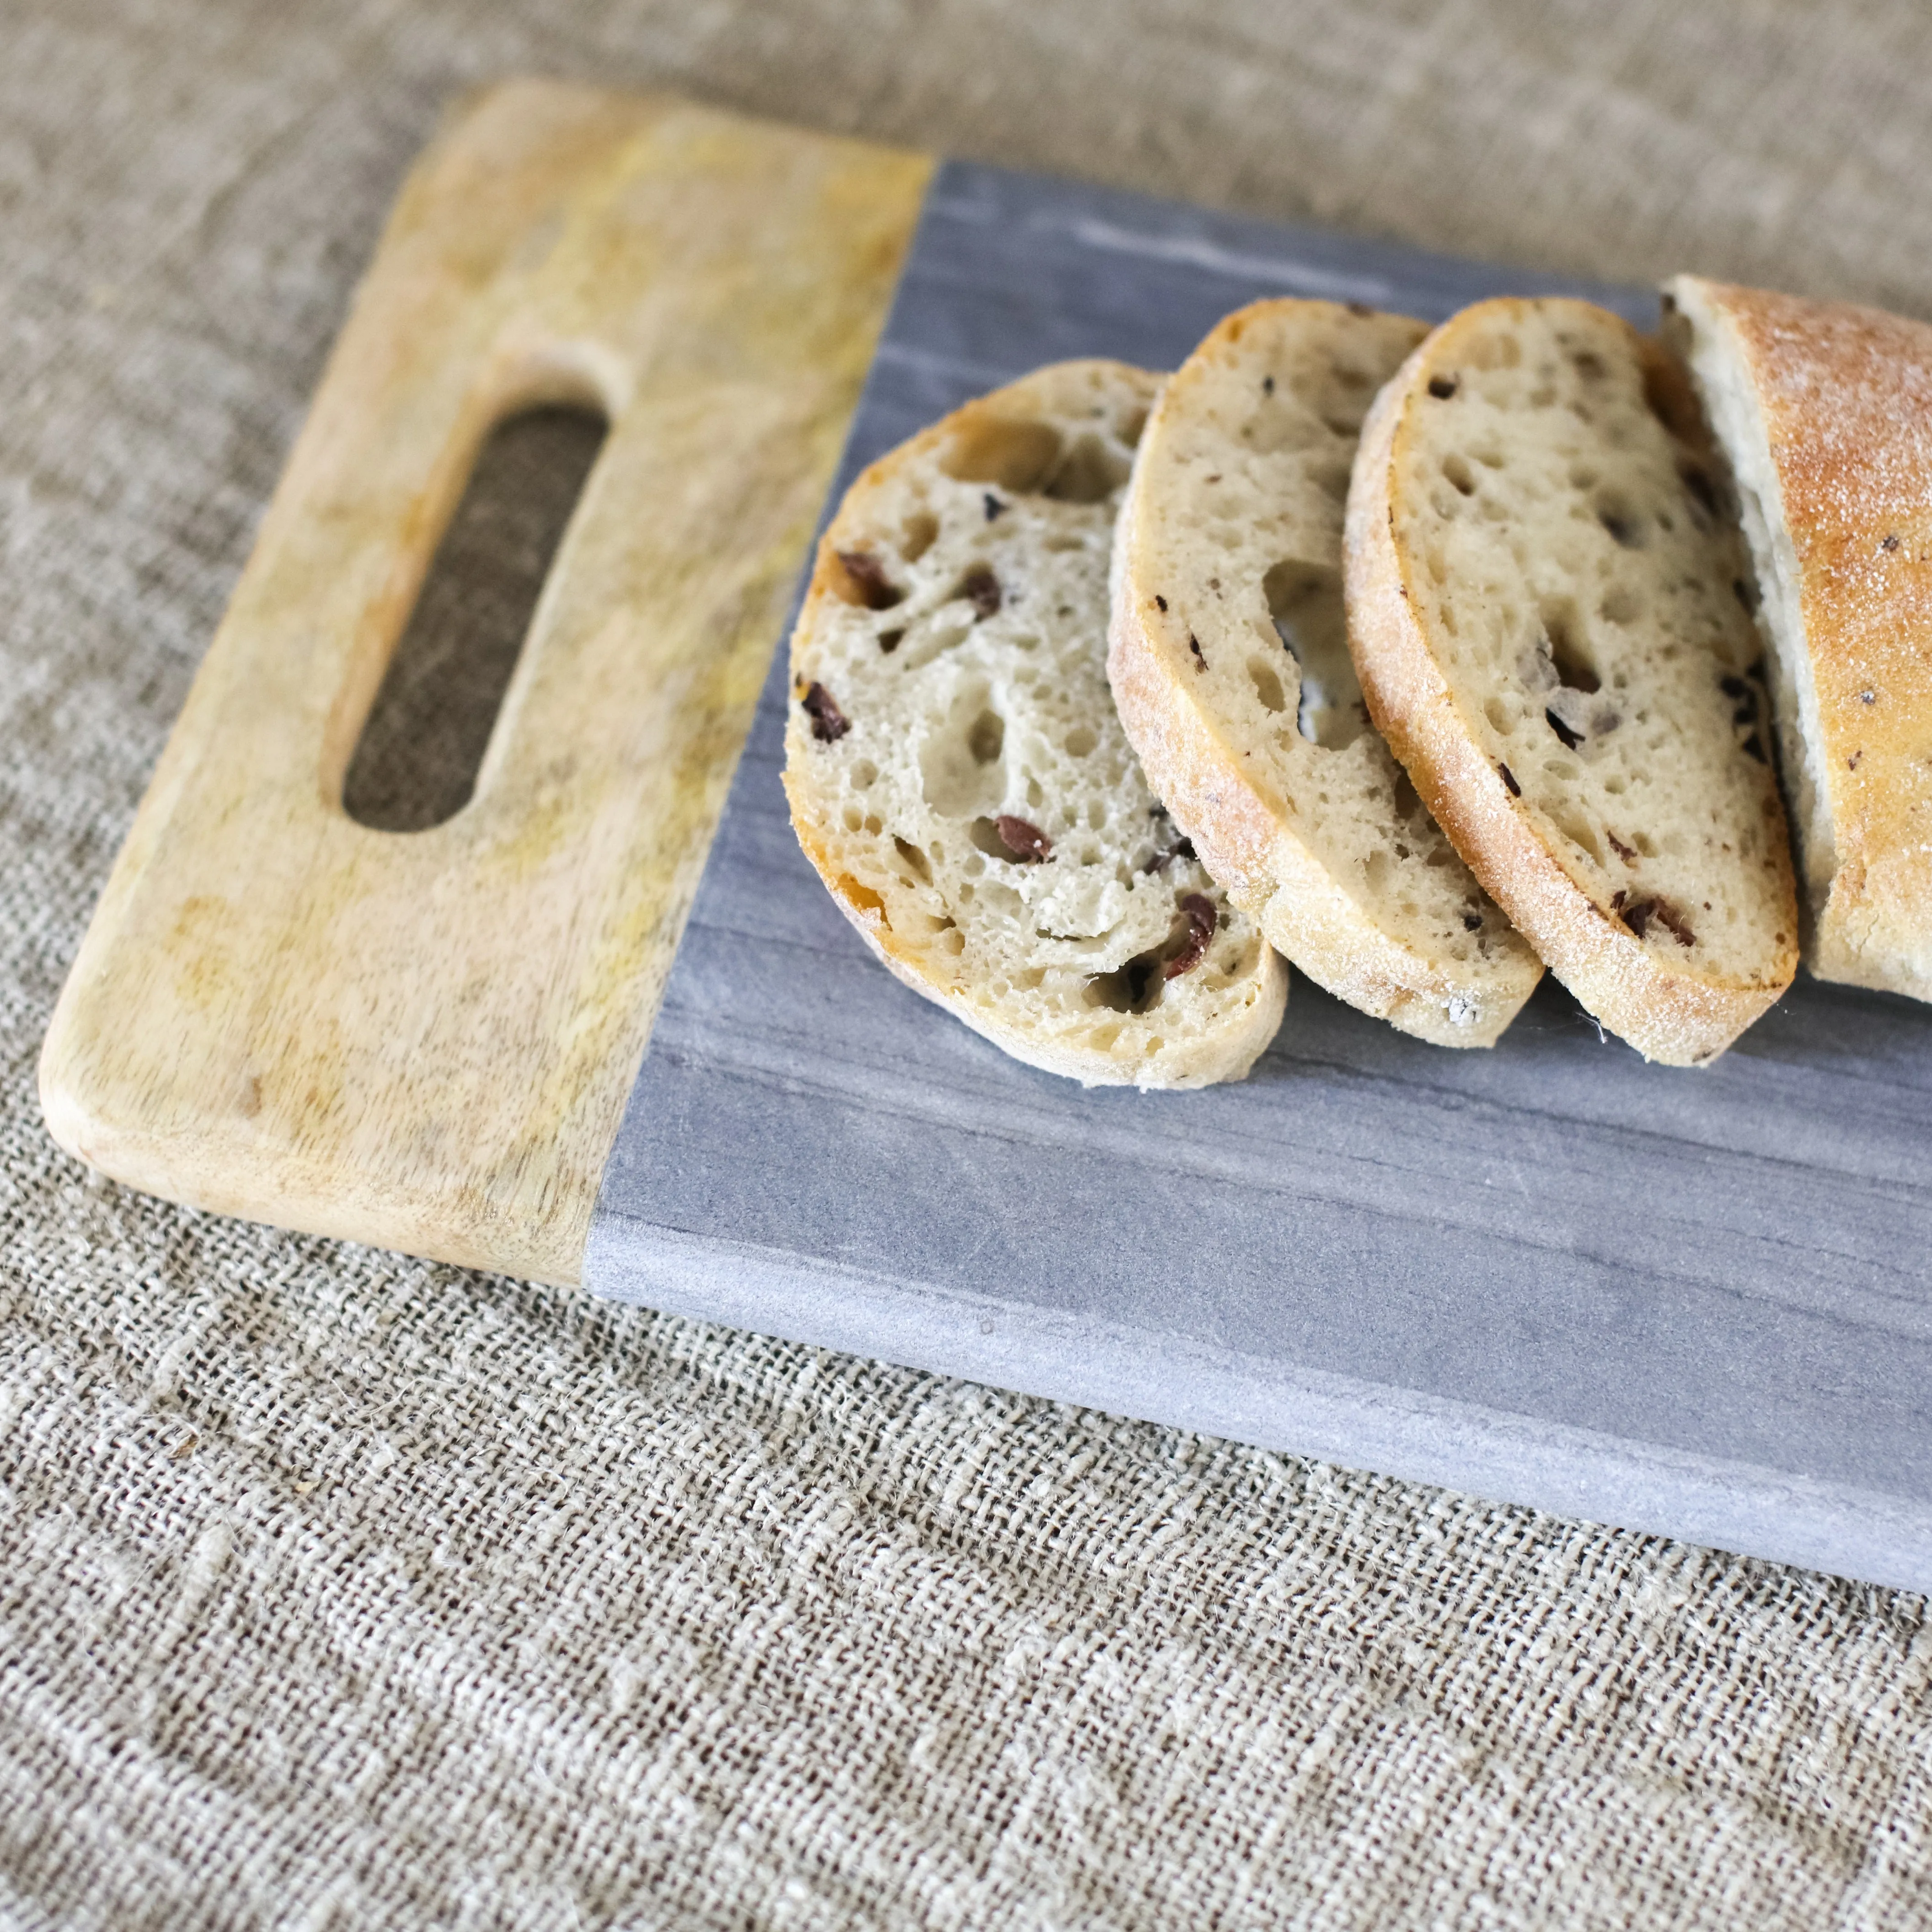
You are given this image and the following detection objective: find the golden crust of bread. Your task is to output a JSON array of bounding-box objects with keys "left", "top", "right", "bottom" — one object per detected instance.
[
  {"left": 1343, "top": 299, "right": 1797, "bottom": 1067},
  {"left": 1669, "top": 277, "right": 1932, "bottom": 1001}
]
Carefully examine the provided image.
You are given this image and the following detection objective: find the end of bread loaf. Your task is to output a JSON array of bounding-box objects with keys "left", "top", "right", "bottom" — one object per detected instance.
[
  {"left": 1108, "top": 298, "right": 1543, "bottom": 1050},
  {"left": 1345, "top": 297, "right": 1798, "bottom": 1065},
  {"left": 783, "top": 360, "right": 1287, "bottom": 1090},
  {"left": 1666, "top": 274, "right": 1932, "bottom": 1004}
]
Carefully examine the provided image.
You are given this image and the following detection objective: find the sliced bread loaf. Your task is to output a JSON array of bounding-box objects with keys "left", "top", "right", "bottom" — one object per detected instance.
[
  {"left": 1110, "top": 299, "right": 1543, "bottom": 1048},
  {"left": 1666, "top": 275, "right": 1932, "bottom": 1002},
  {"left": 1344, "top": 297, "right": 1798, "bottom": 1065},
  {"left": 783, "top": 360, "right": 1287, "bottom": 1089}
]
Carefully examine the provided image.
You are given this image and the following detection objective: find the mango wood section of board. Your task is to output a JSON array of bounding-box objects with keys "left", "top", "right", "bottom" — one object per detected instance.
[{"left": 37, "top": 81, "right": 933, "bottom": 1286}]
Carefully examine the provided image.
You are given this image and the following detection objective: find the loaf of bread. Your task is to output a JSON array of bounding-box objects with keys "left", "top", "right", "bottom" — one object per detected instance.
[
  {"left": 783, "top": 360, "right": 1288, "bottom": 1089},
  {"left": 1665, "top": 275, "right": 1932, "bottom": 1003},
  {"left": 1109, "top": 299, "right": 1543, "bottom": 1047},
  {"left": 1344, "top": 297, "right": 1798, "bottom": 1065}
]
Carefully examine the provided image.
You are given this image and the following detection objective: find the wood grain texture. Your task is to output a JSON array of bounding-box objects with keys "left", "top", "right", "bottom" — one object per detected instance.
[{"left": 37, "top": 80, "right": 931, "bottom": 1284}]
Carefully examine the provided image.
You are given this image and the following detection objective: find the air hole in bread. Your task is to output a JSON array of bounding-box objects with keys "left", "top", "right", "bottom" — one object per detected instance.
[
  {"left": 1248, "top": 654, "right": 1288, "bottom": 715},
  {"left": 1083, "top": 947, "right": 1167, "bottom": 1014},
  {"left": 1677, "top": 464, "right": 1717, "bottom": 523},
  {"left": 895, "top": 611, "right": 974, "bottom": 671},
  {"left": 1263, "top": 560, "right": 1366, "bottom": 750},
  {"left": 1540, "top": 599, "right": 1601, "bottom": 693},
  {"left": 940, "top": 416, "right": 1062, "bottom": 492},
  {"left": 892, "top": 835, "right": 931, "bottom": 883},
  {"left": 835, "top": 873, "right": 887, "bottom": 926},
  {"left": 832, "top": 549, "right": 905, "bottom": 609},
  {"left": 1442, "top": 453, "right": 1477, "bottom": 497},
  {"left": 1044, "top": 433, "right": 1131, "bottom": 503},
  {"left": 1550, "top": 803, "right": 1604, "bottom": 867},
  {"left": 899, "top": 510, "right": 939, "bottom": 563},
  {"left": 920, "top": 685, "right": 1006, "bottom": 816},
  {"left": 850, "top": 759, "right": 878, "bottom": 789},
  {"left": 970, "top": 817, "right": 1024, "bottom": 862},
  {"left": 1596, "top": 491, "right": 1647, "bottom": 549},
  {"left": 1065, "top": 725, "right": 1097, "bottom": 757}
]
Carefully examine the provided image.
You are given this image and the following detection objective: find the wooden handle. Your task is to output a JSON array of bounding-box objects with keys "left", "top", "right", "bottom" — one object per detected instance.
[{"left": 38, "top": 81, "right": 931, "bottom": 1284}]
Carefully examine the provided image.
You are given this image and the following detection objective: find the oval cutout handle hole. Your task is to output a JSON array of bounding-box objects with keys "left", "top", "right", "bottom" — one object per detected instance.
[{"left": 343, "top": 404, "right": 608, "bottom": 832}]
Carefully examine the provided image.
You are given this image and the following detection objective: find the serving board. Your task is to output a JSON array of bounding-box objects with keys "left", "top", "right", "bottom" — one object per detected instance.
[
  {"left": 588, "top": 159, "right": 1932, "bottom": 1594},
  {"left": 37, "top": 84, "right": 930, "bottom": 1283},
  {"left": 40, "top": 83, "right": 1932, "bottom": 1592}
]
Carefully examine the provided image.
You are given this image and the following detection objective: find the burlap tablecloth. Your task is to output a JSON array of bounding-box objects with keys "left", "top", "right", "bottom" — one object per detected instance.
[{"left": 6, "top": 3, "right": 1931, "bottom": 1925}]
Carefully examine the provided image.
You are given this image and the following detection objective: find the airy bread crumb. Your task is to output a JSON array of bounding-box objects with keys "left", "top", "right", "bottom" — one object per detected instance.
[
  {"left": 1110, "top": 299, "right": 1542, "bottom": 1048},
  {"left": 1345, "top": 297, "right": 1798, "bottom": 1065},
  {"left": 784, "top": 360, "right": 1287, "bottom": 1089}
]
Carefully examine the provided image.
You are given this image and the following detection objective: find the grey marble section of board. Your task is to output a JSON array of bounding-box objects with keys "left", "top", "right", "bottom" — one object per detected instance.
[{"left": 588, "top": 160, "right": 1932, "bottom": 1593}]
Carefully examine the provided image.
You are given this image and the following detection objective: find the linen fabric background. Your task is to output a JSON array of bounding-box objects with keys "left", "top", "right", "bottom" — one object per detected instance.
[{"left": 5, "top": 2, "right": 1932, "bottom": 1925}]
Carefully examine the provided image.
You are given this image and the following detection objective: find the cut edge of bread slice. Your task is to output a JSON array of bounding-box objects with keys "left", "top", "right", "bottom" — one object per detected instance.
[
  {"left": 1109, "top": 298, "right": 1543, "bottom": 1049},
  {"left": 783, "top": 359, "right": 1288, "bottom": 1091},
  {"left": 1344, "top": 296, "right": 1798, "bottom": 1066},
  {"left": 1665, "top": 273, "right": 1932, "bottom": 1003}
]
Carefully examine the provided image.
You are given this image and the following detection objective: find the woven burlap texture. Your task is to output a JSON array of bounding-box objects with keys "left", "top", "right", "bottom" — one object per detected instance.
[{"left": 6, "top": 2, "right": 1932, "bottom": 1926}]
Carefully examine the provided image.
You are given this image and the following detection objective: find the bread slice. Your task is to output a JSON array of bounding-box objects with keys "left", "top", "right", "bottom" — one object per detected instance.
[
  {"left": 1109, "top": 299, "right": 1543, "bottom": 1048},
  {"left": 1344, "top": 297, "right": 1798, "bottom": 1065},
  {"left": 1665, "top": 276, "right": 1932, "bottom": 1003},
  {"left": 783, "top": 360, "right": 1287, "bottom": 1089}
]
